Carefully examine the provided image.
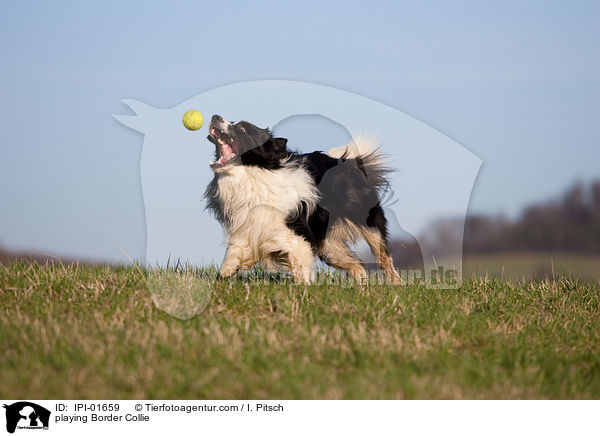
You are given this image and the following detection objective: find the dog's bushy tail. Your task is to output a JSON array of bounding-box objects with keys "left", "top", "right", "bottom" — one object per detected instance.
[{"left": 327, "top": 135, "right": 392, "bottom": 195}]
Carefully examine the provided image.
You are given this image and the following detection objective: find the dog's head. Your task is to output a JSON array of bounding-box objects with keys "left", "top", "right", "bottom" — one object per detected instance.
[{"left": 207, "top": 115, "right": 288, "bottom": 171}]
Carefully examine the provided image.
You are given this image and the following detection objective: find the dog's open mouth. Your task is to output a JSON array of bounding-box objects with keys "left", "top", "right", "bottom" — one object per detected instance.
[{"left": 208, "top": 128, "right": 237, "bottom": 168}]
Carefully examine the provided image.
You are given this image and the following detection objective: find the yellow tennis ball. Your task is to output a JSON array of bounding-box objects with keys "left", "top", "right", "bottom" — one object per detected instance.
[{"left": 182, "top": 110, "right": 204, "bottom": 131}]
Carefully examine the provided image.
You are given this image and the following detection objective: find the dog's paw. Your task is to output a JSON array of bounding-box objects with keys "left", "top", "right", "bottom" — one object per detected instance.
[{"left": 219, "top": 265, "right": 239, "bottom": 278}]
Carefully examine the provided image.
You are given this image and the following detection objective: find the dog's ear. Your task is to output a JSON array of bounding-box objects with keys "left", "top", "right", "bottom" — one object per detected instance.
[
  {"left": 264, "top": 137, "right": 288, "bottom": 163},
  {"left": 260, "top": 137, "right": 287, "bottom": 159},
  {"left": 271, "top": 137, "right": 288, "bottom": 153}
]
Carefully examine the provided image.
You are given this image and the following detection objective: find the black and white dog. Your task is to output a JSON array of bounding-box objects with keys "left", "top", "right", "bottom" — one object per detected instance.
[{"left": 204, "top": 114, "right": 401, "bottom": 284}]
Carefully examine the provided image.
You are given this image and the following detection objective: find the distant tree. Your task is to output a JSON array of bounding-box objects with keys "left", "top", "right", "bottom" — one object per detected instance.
[
  {"left": 464, "top": 179, "right": 600, "bottom": 253},
  {"left": 394, "top": 179, "right": 600, "bottom": 260}
]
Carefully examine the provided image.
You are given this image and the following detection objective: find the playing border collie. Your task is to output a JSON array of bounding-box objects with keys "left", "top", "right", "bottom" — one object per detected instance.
[{"left": 204, "top": 114, "right": 401, "bottom": 284}]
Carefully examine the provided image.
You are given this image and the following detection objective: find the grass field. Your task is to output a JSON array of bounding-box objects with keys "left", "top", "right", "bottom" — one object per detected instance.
[
  {"left": 1, "top": 261, "right": 599, "bottom": 399},
  {"left": 463, "top": 251, "right": 600, "bottom": 283}
]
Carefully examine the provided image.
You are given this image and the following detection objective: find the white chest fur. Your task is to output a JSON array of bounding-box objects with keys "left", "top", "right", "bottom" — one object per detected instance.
[{"left": 215, "top": 163, "right": 319, "bottom": 233}]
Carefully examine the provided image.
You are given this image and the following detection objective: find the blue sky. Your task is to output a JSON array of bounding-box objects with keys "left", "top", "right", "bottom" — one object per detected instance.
[{"left": 0, "top": 0, "right": 598, "bottom": 263}]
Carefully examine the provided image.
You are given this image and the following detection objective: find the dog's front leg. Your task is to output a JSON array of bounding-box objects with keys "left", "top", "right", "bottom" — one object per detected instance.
[
  {"left": 288, "top": 240, "right": 315, "bottom": 284},
  {"left": 220, "top": 244, "right": 254, "bottom": 277},
  {"left": 220, "top": 245, "right": 244, "bottom": 277}
]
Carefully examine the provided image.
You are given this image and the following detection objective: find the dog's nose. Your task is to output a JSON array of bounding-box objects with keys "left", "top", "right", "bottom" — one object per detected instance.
[{"left": 211, "top": 114, "right": 223, "bottom": 123}]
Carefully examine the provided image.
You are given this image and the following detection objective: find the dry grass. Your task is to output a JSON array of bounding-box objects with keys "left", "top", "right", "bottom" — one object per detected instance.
[
  {"left": 463, "top": 251, "right": 600, "bottom": 282},
  {"left": 1, "top": 261, "right": 599, "bottom": 399}
]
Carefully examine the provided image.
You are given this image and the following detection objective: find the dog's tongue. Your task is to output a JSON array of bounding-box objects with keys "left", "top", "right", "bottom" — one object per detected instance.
[
  {"left": 215, "top": 142, "right": 236, "bottom": 165},
  {"left": 217, "top": 153, "right": 235, "bottom": 165},
  {"left": 221, "top": 143, "right": 233, "bottom": 156}
]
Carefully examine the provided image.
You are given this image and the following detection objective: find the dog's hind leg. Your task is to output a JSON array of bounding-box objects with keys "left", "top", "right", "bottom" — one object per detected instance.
[
  {"left": 362, "top": 228, "right": 400, "bottom": 284},
  {"left": 361, "top": 207, "right": 401, "bottom": 285},
  {"left": 319, "top": 237, "right": 367, "bottom": 282}
]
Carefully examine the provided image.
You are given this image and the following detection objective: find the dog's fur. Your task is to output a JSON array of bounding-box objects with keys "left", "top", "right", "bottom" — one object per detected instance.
[{"left": 204, "top": 114, "right": 401, "bottom": 284}]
